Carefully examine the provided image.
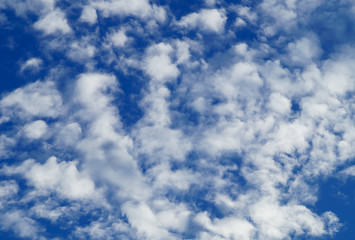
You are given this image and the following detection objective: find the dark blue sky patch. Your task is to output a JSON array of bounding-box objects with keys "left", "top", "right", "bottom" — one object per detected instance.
[
  {"left": 0, "top": 11, "right": 43, "bottom": 92},
  {"left": 315, "top": 176, "right": 355, "bottom": 240}
]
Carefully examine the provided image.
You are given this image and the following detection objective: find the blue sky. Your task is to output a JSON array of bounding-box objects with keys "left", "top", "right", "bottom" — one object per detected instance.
[{"left": 0, "top": 0, "right": 354, "bottom": 239}]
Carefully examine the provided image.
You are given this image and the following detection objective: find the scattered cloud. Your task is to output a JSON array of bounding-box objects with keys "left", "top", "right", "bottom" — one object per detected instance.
[
  {"left": 88, "top": 0, "right": 166, "bottom": 23},
  {"left": 0, "top": 211, "right": 40, "bottom": 238},
  {"left": 23, "top": 120, "right": 48, "bottom": 139},
  {"left": 80, "top": 6, "right": 98, "bottom": 25},
  {"left": 33, "top": 9, "right": 72, "bottom": 35},
  {"left": 20, "top": 57, "right": 43, "bottom": 73},
  {"left": 177, "top": 8, "right": 227, "bottom": 33},
  {"left": 0, "top": 0, "right": 353, "bottom": 239},
  {"left": 0, "top": 80, "right": 62, "bottom": 119}
]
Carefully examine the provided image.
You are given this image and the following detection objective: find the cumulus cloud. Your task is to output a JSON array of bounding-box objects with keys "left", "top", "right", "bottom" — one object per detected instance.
[
  {"left": 259, "top": 0, "right": 324, "bottom": 36},
  {"left": 250, "top": 200, "right": 332, "bottom": 239},
  {"left": 33, "top": 9, "right": 72, "bottom": 35},
  {"left": 0, "top": 0, "right": 354, "bottom": 239},
  {"left": 0, "top": 80, "right": 62, "bottom": 119},
  {"left": 67, "top": 41, "right": 96, "bottom": 62},
  {"left": 122, "top": 202, "right": 175, "bottom": 239},
  {"left": 233, "top": 5, "right": 257, "bottom": 25},
  {"left": 133, "top": 43, "right": 192, "bottom": 164},
  {"left": 267, "top": 92, "right": 291, "bottom": 115},
  {"left": 286, "top": 34, "right": 322, "bottom": 66},
  {"left": 74, "top": 73, "right": 149, "bottom": 201},
  {"left": 23, "top": 120, "right": 48, "bottom": 139},
  {"left": 2, "top": 156, "right": 97, "bottom": 200},
  {"left": 79, "top": 6, "right": 98, "bottom": 25},
  {"left": 89, "top": 0, "right": 166, "bottom": 22},
  {"left": 195, "top": 212, "right": 256, "bottom": 240},
  {"left": 177, "top": 9, "right": 227, "bottom": 33},
  {"left": 108, "top": 29, "right": 131, "bottom": 48},
  {"left": 0, "top": 211, "right": 40, "bottom": 238},
  {"left": 143, "top": 43, "right": 180, "bottom": 82}
]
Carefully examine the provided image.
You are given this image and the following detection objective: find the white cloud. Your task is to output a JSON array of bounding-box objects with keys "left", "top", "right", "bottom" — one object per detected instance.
[
  {"left": 0, "top": 1, "right": 354, "bottom": 239},
  {"left": 195, "top": 212, "right": 256, "bottom": 240},
  {"left": 175, "top": 40, "right": 191, "bottom": 64},
  {"left": 148, "top": 163, "right": 198, "bottom": 190},
  {"left": 234, "top": 5, "right": 257, "bottom": 25},
  {"left": 144, "top": 43, "right": 179, "bottom": 82},
  {"left": 261, "top": 60, "right": 293, "bottom": 94},
  {"left": 75, "top": 73, "right": 118, "bottom": 111},
  {"left": 268, "top": 93, "right": 291, "bottom": 115},
  {"left": 286, "top": 34, "right": 322, "bottom": 65},
  {"left": 177, "top": 9, "right": 227, "bottom": 33},
  {"left": 0, "top": 211, "right": 40, "bottom": 238},
  {"left": 0, "top": 0, "right": 55, "bottom": 17},
  {"left": 0, "top": 135, "right": 15, "bottom": 158},
  {"left": 56, "top": 122, "right": 82, "bottom": 147},
  {"left": 0, "top": 116, "right": 9, "bottom": 125},
  {"left": 136, "top": 125, "right": 191, "bottom": 162},
  {"left": 134, "top": 43, "right": 192, "bottom": 163},
  {"left": 0, "top": 181, "right": 18, "bottom": 199},
  {"left": 169, "top": 40, "right": 345, "bottom": 239},
  {"left": 340, "top": 165, "right": 355, "bottom": 177},
  {"left": 74, "top": 73, "right": 149, "bottom": 201},
  {"left": 122, "top": 202, "right": 176, "bottom": 240},
  {"left": 259, "top": 0, "right": 323, "bottom": 36},
  {"left": 20, "top": 57, "right": 43, "bottom": 73},
  {"left": 109, "top": 29, "right": 131, "bottom": 48},
  {"left": 74, "top": 217, "right": 133, "bottom": 239},
  {"left": 80, "top": 6, "right": 98, "bottom": 25},
  {"left": 204, "top": 0, "right": 218, "bottom": 6},
  {"left": 0, "top": 80, "right": 63, "bottom": 119},
  {"left": 67, "top": 41, "right": 96, "bottom": 62},
  {"left": 250, "top": 199, "right": 334, "bottom": 239},
  {"left": 322, "top": 52, "right": 355, "bottom": 95},
  {"left": 6, "top": 156, "right": 97, "bottom": 200},
  {"left": 90, "top": 0, "right": 166, "bottom": 22},
  {"left": 33, "top": 9, "right": 72, "bottom": 35},
  {"left": 152, "top": 199, "right": 191, "bottom": 233},
  {"left": 23, "top": 120, "right": 48, "bottom": 139},
  {"left": 235, "top": 17, "right": 247, "bottom": 27},
  {"left": 259, "top": 0, "right": 298, "bottom": 36},
  {"left": 30, "top": 200, "right": 67, "bottom": 222}
]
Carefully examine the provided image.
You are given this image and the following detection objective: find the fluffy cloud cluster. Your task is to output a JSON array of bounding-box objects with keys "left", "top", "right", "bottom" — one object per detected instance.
[{"left": 0, "top": 0, "right": 354, "bottom": 239}]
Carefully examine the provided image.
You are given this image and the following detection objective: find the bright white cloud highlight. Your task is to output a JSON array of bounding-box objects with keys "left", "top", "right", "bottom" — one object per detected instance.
[
  {"left": 3, "top": 157, "right": 97, "bottom": 200},
  {"left": 33, "top": 9, "right": 71, "bottom": 35},
  {"left": 268, "top": 92, "right": 291, "bottom": 115},
  {"left": 23, "top": 120, "right": 48, "bottom": 139},
  {"left": 177, "top": 9, "right": 227, "bottom": 33},
  {"left": 89, "top": 0, "right": 166, "bottom": 22},
  {"left": 144, "top": 43, "right": 179, "bottom": 82}
]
